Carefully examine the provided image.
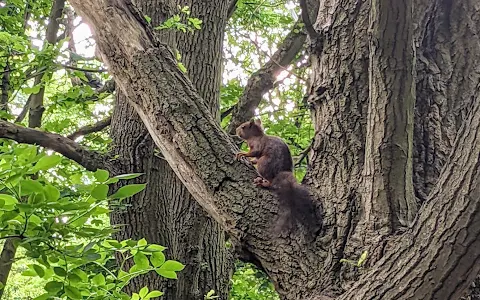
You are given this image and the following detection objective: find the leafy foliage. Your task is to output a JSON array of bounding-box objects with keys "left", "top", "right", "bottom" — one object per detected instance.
[
  {"left": 0, "top": 142, "right": 183, "bottom": 299},
  {"left": 230, "top": 262, "right": 279, "bottom": 300}
]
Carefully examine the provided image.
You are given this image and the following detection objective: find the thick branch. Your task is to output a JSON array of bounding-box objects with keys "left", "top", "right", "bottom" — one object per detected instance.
[
  {"left": 339, "top": 87, "right": 480, "bottom": 300},
  {"left": 69, "top": 2, "right": 326, "bottom": 298},
  {"left": 0, "top": 120, "right": 106, "bottom": 172},
  {"left": 226, "top": 20, "right": 307, "bottom": 134},
  {"left": 67, "top": 116, "right": 111, "bottom": 140},
  {"left": 360, "top": 0, "right": 417, "bottom": 231}
]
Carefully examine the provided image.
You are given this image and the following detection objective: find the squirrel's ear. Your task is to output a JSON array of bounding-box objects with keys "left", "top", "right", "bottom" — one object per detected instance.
[
  {"left": 249, "top": 119, "right": 255, "bottom": 126},
  {"left": 254, "top": 119, "right": 262, "bottom": 126}
]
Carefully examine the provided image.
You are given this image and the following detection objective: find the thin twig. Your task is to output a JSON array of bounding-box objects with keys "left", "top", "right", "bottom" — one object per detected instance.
[{"left": 67, "top": 116, "right": 112, "bottom": 140}]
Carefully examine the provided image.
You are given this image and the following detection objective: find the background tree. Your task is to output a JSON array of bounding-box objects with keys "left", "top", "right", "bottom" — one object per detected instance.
[{"left": 2, "top": 0, "right": 480, "bottom": 300}]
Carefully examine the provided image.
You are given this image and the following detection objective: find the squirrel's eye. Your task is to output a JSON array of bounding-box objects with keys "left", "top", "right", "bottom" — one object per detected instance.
[{"left": 242, "top": 126, "right": 245, "bottom": 129}]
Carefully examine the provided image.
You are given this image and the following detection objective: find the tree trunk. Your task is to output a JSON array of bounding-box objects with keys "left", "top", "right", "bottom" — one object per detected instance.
[
  {"left": 108, "top": 0, "right": 233, "bottom": 299},
  {"left": 69, "top": 0, "right": 480, "bottom": 299},
  {"left": 0, "top": 239, "right": 18, "bottom": 299}
]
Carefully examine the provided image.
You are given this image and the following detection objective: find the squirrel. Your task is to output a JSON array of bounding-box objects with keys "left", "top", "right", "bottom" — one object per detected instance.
[
  {"left": 235, "top": 119, "right": 320, "bottom": 236},
  {"left": 235, "top": 119, "right": 293, "bottom": 181}
]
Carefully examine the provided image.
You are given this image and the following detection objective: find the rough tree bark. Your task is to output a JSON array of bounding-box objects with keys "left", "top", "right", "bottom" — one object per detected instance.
[
  {"left": 107, "top": 0, "right": 233, "bottom": 299},
  {"left": 1, "top": 0, "right": 479, "bottom": 298},
  {"left": 67, "top": 0, "right": 480, "bottom": 299}
]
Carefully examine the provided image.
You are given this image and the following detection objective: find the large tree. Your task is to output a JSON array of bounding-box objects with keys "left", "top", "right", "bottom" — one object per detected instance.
[{"left": 2, "top": 0, "right": 480, "bottom": 299}]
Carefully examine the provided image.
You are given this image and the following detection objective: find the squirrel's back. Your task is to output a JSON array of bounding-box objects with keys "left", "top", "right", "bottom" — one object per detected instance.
[{"left": 256, "top": 135, "right": 293, "bottom": 181}]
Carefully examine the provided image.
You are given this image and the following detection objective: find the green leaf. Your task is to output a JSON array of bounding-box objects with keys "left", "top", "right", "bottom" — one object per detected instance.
[
  {"left": 92, "top": 273, "right": 106, "bottom": 286},
  {"left": 21, "top": 267, "right": 37, "bottom": 277},
  {"left": 139, "top": 286, "right": 149, "bottom": 298},
  {"left": 114, "top": 173, "right": 144, "bottom": 180},
  {"left": 137, "top": 238, "right": 148, "bottom": 247},
  {"left": 144, "top": 15, "right": 152, "bottom": 23},
  {"left": 45, "top": 281, "right": 63, "bottom": 293},
  {"left": 32, "top": 264, "right": 45, "bottom": 278},
  {"left": 94, "top": 169, "right": 109, "bottom": 182},
  {"left": 150, "top": 252, "right": 166, "bottom": 268},
  {"left": 177, "top": 62, "right": 187, "bottom": 73},
  {"left": 131, "top": 293, "right": 140, "bottom": 300},
  {"left": 105, "top": 177, "right": 120, "bottom": 184},
  {"left": 111, "top": 184, "right": 146, "bottom": 199},
  {"left": 31, "top": 155, "right": 62, "bottom": 172},
  {"left": 133, "top": 252, "right": 150, "bottom": 269},
  {"left": 155, "top": 269, "right": 177, "bottom": 279},
  {"left": 85, "top": 252, "right": 101, "bottom": 261},
  {"left": 65, "top": 285, "right": 82, "bottom": 299},
  {"left": 53, "top": 266, "right": 67, "bottom": 277},
  {"left": 0, "top": 194, "right": 18, "bottom": 206},
  {"left": 91, "top": 184, "right": 109, "bottom": 199},
  {"left": 72, "top": 268, "right": 88, "bottom": 281},
  {"left": 159, "top": 260, "right": 185, "bottom": 272},
  {"left": 32, "top": 264, "right": 45, "bottom": 277},
  {"left": 145, "top": 291, "right": 163, "bottom": 299},
  {"left": 357, "top": 250, "right": 368, "bottom": 267},
  {"left": 68, "top": 273, "right": 82, "bottom": 283},
  {"left": 44, "top": 185, "right": 60, "bottom": 201},
  {"left": 23, "top": 85, "right": 41, "bottom": 95},
  {"left": 145, "top": 244, "right": 166, "bottom": 252},
  {"left": 20, "top": 179, "right": 43, "bottom": 195},
  {"left": 33, "top": 293, "right": 51, "bottom": 300},
  {"left": 105, "top": 239, "right": 122, "bottom": 248}
]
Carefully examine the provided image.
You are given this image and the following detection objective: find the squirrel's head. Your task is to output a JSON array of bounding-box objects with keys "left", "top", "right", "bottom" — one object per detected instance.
[{"left": 236, "top": 119, "right": 264, "bottom": 139}]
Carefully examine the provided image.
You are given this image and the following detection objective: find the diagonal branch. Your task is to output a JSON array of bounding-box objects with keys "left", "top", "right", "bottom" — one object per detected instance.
[
  {"left": 226, "top": 19, "right": 307, "bottom": 135},
  {"left": 227, "top": 0, "right": 238, "bottom": 20},
  {"left": 28, "top": 0, "right": 65, "bottom": 128},
  {"left": 67, "top": 3, "right": 328, "bottom": 297},
  {"left": 299, "top": 0, "right": 317, "bottom": 38},
  {"left": 0, "top": 120, "right": 106, "bottom": 172},
  {"left": 67, "top": 116, "right": 112, "bottom": 140}
]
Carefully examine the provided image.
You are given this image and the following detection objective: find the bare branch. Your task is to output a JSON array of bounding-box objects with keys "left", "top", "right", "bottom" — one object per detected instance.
[
  {"left": 67, "top": 116, "right": 112, "bottom": 140},
  {"left": 299, "top": 0, "right": 317, "bottom": 37},
  {"left": 294, "top": 142, "right": 312, "bottom": 167},
  {"left": 227, "top": 20, "right": 307, "bottom": 134},
  {"left": 14, "top": 95, "right": 32, "bottom": 123},
  {"left": 28, "top": 0, "right": 66, "bottom": 128},
  {"left": 1, "top": 60, "right": 9, "bottom": 114},
  {"left": 96, "top": 79, "right": 115, "bottom": 93},
  {"left": 60, "top": 64, "right": 107, "bottom": 73},
  {"left": 227, "top": 0, "right": 238, "bottom": 19},
  {"left": 0, "top": 120, "right": 106, "bottom": 172},
  {"left": 220, "top": 105, "right": 235, "bottom": 120}
]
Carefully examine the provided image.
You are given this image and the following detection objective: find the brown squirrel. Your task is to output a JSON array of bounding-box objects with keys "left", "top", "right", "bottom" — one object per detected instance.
[
  {"left": 235, "top": 119, "right": 319, "bottom": 235},
  {"left": 235, "top": 119, "right": 293, "bottom": 181}
]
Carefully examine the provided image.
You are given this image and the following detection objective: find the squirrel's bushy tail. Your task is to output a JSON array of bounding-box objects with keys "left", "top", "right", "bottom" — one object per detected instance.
[{"left": 271, "top": 172, "right": 321, "bottom": 236}]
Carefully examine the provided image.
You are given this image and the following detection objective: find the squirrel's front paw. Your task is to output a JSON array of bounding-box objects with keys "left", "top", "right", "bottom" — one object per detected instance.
[
  {"left": 235, "top": 152, "right": 246, "bottom": 160},
  {"left": 253, "top": 177, "right": 264, "bottom": 185},
  {"left": 254, "top": 177, "right": 270, "bottom": 187}
]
